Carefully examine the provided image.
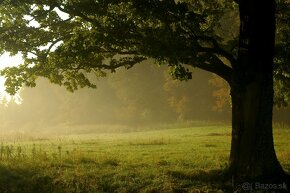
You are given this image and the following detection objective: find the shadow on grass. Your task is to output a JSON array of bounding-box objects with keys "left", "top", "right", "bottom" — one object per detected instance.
[
  {"left": 166, "top": 168, "right": 234, "bottom": 193},
  {"left": 0, "top": 165, "right": 55, "bottom": 193},
  {"left": 167, "top": 168, "right": 290, "bottom": 193}
]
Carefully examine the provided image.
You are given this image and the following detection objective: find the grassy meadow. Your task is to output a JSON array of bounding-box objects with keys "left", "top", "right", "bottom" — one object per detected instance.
[{"left": 0, "top": 123, "right": 289, "bottom": 193}]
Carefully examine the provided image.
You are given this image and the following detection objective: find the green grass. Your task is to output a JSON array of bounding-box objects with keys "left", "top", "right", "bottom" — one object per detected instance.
[{"left": 0, "top": 124, "right": 289, "bottom": 193}]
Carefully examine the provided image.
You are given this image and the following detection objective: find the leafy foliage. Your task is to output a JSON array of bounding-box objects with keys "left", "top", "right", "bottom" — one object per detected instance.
[
  {"left": 0, "top": 0, "right": 289, "bottom": 107},
  {"left": 275, "top": 0, "right": 290, "bottom": 107},
  {"left": 0, "top": 0, "right": 236, "bottom": 94}
]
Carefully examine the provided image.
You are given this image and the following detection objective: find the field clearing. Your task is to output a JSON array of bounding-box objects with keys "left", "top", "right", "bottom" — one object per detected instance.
[{"left": 0, "top": 124, "right": 289, "bottom": 193}]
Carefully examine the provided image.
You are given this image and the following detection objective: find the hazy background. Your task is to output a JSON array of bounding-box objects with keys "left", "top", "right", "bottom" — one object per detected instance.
[{"left": 0, "top": 60, "right": 289, "bottom": 137}]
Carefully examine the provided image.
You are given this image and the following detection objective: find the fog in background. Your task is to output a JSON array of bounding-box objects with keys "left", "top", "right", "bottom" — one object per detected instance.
[{"left": 0, "top": 61, "right": 288, "bottom": 138}]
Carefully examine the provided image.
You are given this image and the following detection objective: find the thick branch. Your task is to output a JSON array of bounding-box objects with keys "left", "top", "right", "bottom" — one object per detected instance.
[
  {"left": 196, "top": 35, "right": 238, "bottom": 67},
  {"left": 187, "top": 54, "right": 233, "bottom": 83}
]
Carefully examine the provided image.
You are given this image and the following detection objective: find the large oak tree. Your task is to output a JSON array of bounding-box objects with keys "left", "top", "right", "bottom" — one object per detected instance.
[{"left": 0, "top": 0, "right": 289, "bottom": 184}]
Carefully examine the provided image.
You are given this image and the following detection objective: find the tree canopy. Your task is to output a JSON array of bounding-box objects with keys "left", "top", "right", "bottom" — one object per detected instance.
[
  {"left": 0, "top": 0, "right": 237, "bottom": 92},
  {"left": 0, "top": 0, "right": 289, "bottom": 103}
]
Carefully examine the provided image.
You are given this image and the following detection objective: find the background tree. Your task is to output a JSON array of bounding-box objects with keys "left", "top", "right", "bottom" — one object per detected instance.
[
  {"left": 208, "top": 75, "right": 231, "bottom": 112},
  {"left": 0, "top": 0, "right": 289, "bottom": 183},
  {"left": 107, "top": 61, "right": 172, "bottom": 124},
  {"left": 164, "top": 68, "right": 226, "bottom": 120}
]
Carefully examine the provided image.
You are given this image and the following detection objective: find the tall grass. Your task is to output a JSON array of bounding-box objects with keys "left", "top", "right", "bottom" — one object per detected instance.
[{"left": 0, "top": 124, "right": 289, "bottom": 193}]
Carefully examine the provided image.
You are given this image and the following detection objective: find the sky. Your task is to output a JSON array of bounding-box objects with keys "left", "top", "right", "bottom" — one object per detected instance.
[{"left": 0, "top": 53, "right": 23, "bottom": 105}]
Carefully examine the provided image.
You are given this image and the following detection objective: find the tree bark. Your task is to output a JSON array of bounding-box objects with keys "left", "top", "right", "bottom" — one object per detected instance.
[{"left": 229, "top": 0, "right": 286, "bottom": 183}]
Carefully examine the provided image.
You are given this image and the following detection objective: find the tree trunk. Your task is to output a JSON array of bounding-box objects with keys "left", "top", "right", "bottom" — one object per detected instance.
[
  {"left": 230, "top": 80, "right": 285, "bottom": 182},
  {"left": 229, "top": 0, "right": 286, "bottom": 182}
]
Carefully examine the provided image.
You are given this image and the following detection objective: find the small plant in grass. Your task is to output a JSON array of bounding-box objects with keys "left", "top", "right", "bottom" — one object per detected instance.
[
  {"left": 6, "top": 145, "right": 13, "bottom": 159},
  {"left": 16, "top": 146, "right": 22, "bottom": 159},
  {"left": 58, "top": 145, "right": 62, "bottom": 160},
  {"left": 0, "top": 143, "right": 4, "bottom": 160},
  {"left": 31, "top": 143, "right": 36, "bottom": 158},
  {"left": 102, "top": 157, "right": 119, "bottom": 167},
  {"left": 78, "top": 157, "right": 97, "bottom": 165}
]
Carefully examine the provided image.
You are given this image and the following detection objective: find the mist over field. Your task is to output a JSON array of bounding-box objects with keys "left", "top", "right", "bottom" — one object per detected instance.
[
  {"left": 0, "top": 61, "right": 289, "bottom": 139},
  {"left": 0, "top": 62, "right": 226, "bottom": 135}
]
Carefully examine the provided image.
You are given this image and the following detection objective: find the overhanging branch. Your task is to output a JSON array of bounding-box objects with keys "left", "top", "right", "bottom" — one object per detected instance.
[
  {"left": 196, "top": 35, "right": 238, "bottom": 67},
  {"left": 187, "top": 54, "right": 233, "bottom": 84}
]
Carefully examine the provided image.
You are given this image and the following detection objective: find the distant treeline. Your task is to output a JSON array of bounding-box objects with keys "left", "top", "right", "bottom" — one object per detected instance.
[{"left": 0, "top": 62, "right": 289, "bottom": 131}]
